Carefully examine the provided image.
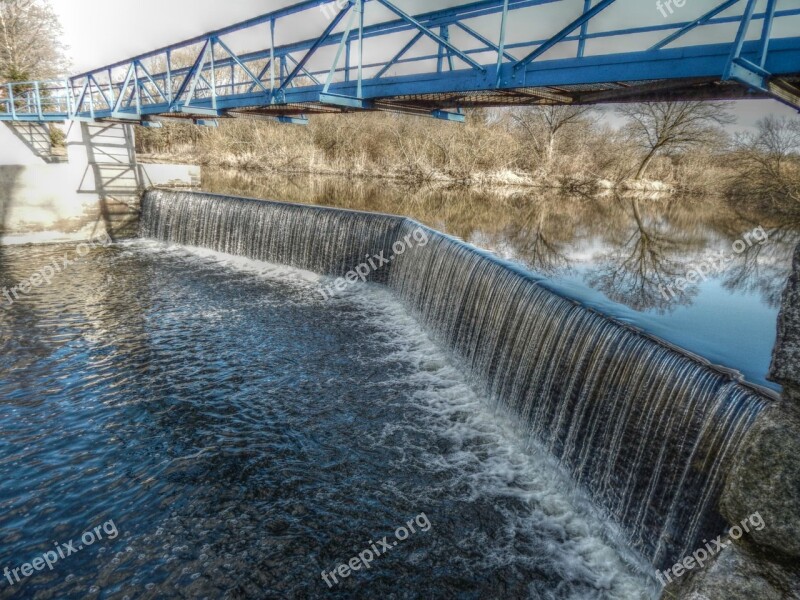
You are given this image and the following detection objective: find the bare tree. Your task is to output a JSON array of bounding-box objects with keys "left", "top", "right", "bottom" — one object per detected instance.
[
  {"left": 0, "top": 0, "right": 66, "bottom": 81},
  {"left": 511, "top": 104, "right": 594, "bottom": 173},
  {"left": 618, "top": 101, "right": 733, "bottom": 180},
  {"left": 727, "top": 115, "right": 800, "bottom": 213}
]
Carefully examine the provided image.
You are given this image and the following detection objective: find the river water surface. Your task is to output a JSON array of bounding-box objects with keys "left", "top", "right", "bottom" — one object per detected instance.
[{"left": 0, "top": 240, "right": 654, "bottom": 599}]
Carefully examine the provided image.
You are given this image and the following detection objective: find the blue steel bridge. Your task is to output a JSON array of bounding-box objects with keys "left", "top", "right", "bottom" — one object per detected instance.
[{"left": 2, "top": 0, "right": 800, "bottom": 126}]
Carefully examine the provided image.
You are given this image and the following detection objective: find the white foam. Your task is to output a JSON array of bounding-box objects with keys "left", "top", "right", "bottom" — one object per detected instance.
[
  {"left": 123, "top": 239, "right": 322, "bottom": 287},
  {"left": 339, "top": 283, "right": 658, "bottom": 598}
]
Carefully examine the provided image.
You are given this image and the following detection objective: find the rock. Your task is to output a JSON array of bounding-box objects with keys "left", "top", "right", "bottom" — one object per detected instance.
[
  {"left": 769, "top": 242, "right": 800, "bottom": 401},
  {"left": 661, "top": 544, "right": 800, "bottom": 600},
  {"left": 720, "top": 404, "right": 800, "bottom": 560}
]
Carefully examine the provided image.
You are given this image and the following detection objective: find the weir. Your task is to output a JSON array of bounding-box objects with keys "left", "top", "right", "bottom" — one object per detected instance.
[{"left": 140, "top": 189, "right": 773, "bottom": 571}]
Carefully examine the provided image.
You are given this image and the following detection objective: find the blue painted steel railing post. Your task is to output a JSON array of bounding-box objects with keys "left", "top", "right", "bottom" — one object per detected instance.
[
  {"left": 133, "top": 62, "right": 141, "bottom": 116},
  {"left": 437, "top": 26, "right": 445, "bottom": 73},
  {"left": 107, "top": 68, "right": 116, "bottom": 108},
  {"left": 88, "top": 81, "right": 95, "bottom": 120},
  {"left": 436, "top": 26, "right": 455, "bottom": 73},
  {"left": 725, "top": 0, "right": 758, "bottom": 78},
  {"left": 166, "top": 50, "right": 173, "bottom": 103},
  {"left": 578, "top": 0, "right": 591, "bottom": 58},
  {"left": 64, "top": 79, "right": 73, "bottom": 119},
  {"left": 345, "top": 38, "right": 351, "bottom": 83},
  {"left": 445, "top": 26, "right": 454, "bottom": 72},
  {"left": 34, "top": 81, "right": 43, "bottom": 119},
  {"left": 356, "top": 0, "right": 363, "bottom": 98},
  {"left": 269, "top": 18, "right": 276, "bottom": 92},
  {"left": 758, "top": 0, "right": 777, "bottom": 68},
  {"left": 210, "top": 39, "right": 218, "bottom": 110},
  {"left": 8, "top": 84, "right": 16, "bottom": 120},
  {"left": 495, "top": 0, "right": 509, "bottom": 87}
]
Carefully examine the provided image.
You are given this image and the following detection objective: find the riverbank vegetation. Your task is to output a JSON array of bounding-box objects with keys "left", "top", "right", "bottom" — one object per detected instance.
[{"left": 136, "top": 103, "right": 800, "bottom": 201}]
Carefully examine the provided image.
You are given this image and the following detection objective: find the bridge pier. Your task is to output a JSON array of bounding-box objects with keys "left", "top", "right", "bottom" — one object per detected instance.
[{"left": 0, "top": 121, "right": 198, "bottom": 243}]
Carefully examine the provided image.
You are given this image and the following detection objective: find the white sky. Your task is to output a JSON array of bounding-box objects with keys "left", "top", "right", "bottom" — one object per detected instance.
[{"left": 51, "top": 0, "right": 798, "bottom": 130}]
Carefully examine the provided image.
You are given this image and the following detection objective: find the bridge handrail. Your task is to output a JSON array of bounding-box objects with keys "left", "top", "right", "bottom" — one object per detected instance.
[{"left": 1, "top": 0, "right": 798, "bottom": 122}]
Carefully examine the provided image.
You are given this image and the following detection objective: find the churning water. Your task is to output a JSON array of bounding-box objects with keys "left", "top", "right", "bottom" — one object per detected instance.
[{"left": 0, "top": 240, "right": 653, "bottom": 599}]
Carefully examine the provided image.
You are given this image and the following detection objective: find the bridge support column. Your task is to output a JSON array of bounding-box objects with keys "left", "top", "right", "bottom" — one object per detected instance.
[{"left": 0, "top": 121, "right": 199, "bottom": 243}]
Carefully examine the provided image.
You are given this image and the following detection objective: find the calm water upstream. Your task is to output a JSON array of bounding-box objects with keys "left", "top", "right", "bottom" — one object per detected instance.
[
  {"left": 0, "top": 241, "right": 654, "bottom": 599},
  {"left": 200, "top": 169, "right": 800, "bottom": 391}
]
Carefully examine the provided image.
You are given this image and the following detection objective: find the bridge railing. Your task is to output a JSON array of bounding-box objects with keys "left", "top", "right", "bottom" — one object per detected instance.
[
  {"left": 1, "top": 80, "right": 71, "bottom": 121},
  {"left": 1, "top": 0, "right": 799, "bottom": 124}
]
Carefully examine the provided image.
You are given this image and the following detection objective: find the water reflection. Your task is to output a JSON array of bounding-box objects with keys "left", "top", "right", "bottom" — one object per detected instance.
[
  {"left": 201, "top": 169, "right": 798, "bottom": 315},
  {"left": 586, "top": 197, "right": 703, "bottom": 312},
  {"left": 198, "top": 169, "right": 799, "bottom": 389},
  {"left": 721, "top": 223, "right": 800, "bottom": 309}
]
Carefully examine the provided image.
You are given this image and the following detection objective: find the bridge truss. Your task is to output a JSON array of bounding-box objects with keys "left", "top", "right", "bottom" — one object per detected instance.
[{"left": 1, "top": 0, "right": 799, "bottom": 126}]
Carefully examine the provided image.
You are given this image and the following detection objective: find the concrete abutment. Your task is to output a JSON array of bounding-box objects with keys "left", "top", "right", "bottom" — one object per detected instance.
[{"left": 0, "top": 121, "right": 198, "bottom": 243}]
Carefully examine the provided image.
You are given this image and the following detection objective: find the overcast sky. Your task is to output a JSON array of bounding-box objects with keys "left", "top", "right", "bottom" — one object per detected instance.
[{"left": 51, "top": 0, "right": 797, "bottom": 130}]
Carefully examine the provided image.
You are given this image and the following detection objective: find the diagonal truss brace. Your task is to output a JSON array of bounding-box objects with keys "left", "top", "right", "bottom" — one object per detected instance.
[
  {"left": 513, "top": 0, "right": 617, "bottom": 71},
  {"left": 278, "top": 5, "right": 352, "bottom": 93},
  {"left": 375, "top": 0, "right": 485, "bottom": 72},
  {"left": 650, "top": 0, "right": 742, "bottom": 51},
  {"left": 215, "top": 37, "right": 270, "bottom": 94}
]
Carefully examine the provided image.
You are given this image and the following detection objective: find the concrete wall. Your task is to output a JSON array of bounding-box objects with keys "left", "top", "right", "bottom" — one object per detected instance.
[
  {"left": 0, "top": 121, "right": 199, "bottom": 243},
  {"left": 0, "top": 123, "right": 51, "bottom": 164}
]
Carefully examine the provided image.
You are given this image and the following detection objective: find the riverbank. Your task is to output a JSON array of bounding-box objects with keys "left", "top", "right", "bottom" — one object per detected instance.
[
  {"left": 133, "top": 110, "right": 727, "bottom": 195},
  {"left": 138, "top": 152, "right": 677, "bottom": 195}
]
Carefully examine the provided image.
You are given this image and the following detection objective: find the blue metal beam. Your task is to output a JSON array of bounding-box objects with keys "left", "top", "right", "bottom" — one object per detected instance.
[
  {"left": 278, "top": 5, "right": 352, "bottom": 93},
  {"left": 275, "top": 115, "right": 309, "bottom": 124},
  {"left": 3, "top": 0, "right": 800, "bottom": 123},
  {"left": 374, "top": 31, "right": 425, "bottom": 79},
  {"left": 169, "top": 39, "right": 210, "bottom": 111},
  {"left": 757, "top": 0, "right": 777, "bottom": 68}
]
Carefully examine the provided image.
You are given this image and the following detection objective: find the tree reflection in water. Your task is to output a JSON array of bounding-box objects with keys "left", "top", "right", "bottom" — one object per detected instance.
[
  {"left": 199, "top": 169, "right": 798, "bottom": 315},
  {"left": 585, "top": 197, "right": 702, "bottom": 312}
]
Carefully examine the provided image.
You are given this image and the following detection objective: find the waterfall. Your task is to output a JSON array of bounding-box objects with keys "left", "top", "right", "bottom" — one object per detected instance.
[
  {"left": 140, "top": 189, "right": 402, "bottom": 282},
  {"left": 387, "top": 221, "right": 768, "bottom": 568},
  {"left": 141, "top": 190, "right": 771, "bottom": 569}
]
